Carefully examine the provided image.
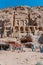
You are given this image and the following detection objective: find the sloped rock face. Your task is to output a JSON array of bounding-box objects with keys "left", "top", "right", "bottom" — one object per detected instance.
[
  {"left": 0, "top": 7, "right": 15, "bottom": 30},
  {"left": 0, "top": 6, "right": 43, "bottom": 26},
  {"left": 30, "top": 6, "right": 43, "bottom": 26},
  {"left": 0, "top": 6, "right": 31, "bottom": 26}
]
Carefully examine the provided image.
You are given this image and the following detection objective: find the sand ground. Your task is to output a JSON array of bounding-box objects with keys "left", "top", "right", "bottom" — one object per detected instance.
[{"left": 0, "top": 48, "right": 43, "bottom": 65}]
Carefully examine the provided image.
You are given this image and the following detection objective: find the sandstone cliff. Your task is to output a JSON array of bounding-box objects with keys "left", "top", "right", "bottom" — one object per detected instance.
[
  {"left": 0, "top": 6, "right": 43, "bottom": 26},
  {"left": 0, "top": 6, "right": 43, "bottom": 38},
  {"left": 30, "top": 6, "right": 43, "bottom": 26}
]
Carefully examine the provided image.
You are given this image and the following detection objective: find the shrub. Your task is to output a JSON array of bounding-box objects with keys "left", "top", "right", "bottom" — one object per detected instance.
[{"left": 36, "top": 62, "right": 42, "bottom": 65}]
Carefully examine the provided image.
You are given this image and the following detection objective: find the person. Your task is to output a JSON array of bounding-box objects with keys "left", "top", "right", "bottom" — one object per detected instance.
[
  {"left": 41, "top": 46, "right": 43, "bottom": 53},
  {"left": 31, "top": 44, "right": 35, "bottom": 51},
  {"left": 20, "top": 45, "right": 23, "bottom": 52},
  {"left": 39, "top": 45, "right": 43, "bottom": 53}
]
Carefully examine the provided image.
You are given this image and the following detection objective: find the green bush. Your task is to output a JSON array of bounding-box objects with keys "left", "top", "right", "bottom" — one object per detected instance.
[{"left": 36, "top": 62, "right": 42, "bottom": 65}]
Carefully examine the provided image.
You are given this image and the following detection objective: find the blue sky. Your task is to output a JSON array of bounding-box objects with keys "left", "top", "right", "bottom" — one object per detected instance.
[{"left": 0, "top": 0, "right": 43, "bottom": 9}]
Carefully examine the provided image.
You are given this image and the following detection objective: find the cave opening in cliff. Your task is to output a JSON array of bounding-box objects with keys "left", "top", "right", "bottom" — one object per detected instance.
[
  {"left": 0, "top": 44, "right": 10, "bottom": 50},
  {"left": 25, "top": 44, "right": 32, "bottom": 48},
  {"left": 34, "top": 23, "right": 37, "bottom": 26},
  {"left": 39, "top": 27, "right": 43, "bottom": 31},
  {"left": 20, "top": 27, "right": 24, "bottom": 33},
  {"left": 15, "top": 26, "right": 19, "bottom": 32}
]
